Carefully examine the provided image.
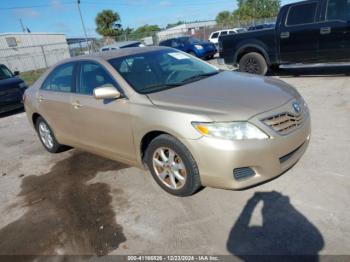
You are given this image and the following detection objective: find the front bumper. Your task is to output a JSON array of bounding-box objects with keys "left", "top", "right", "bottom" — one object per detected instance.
[
  {"left": 184, "top": 102, "right": 311, "bottom": 190},
  {"left": 197, "top": 49, "right": 217, "bottom": 59}
]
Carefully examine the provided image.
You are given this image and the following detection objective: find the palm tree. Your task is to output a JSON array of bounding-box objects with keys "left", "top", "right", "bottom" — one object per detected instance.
[{"left": 95, "top": 10, "right": 121, "bottom": 41}]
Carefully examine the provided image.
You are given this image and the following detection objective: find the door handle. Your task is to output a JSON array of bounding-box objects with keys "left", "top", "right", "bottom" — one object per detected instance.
[
  {"left": 280, "top": 32, "right": 290, "bottom": 39},
  {"left": 72, "top": 101, "right": 83, "bottom": 109},
  {"left": 320, "top": 27, "right": 331, "bottom": 35}
]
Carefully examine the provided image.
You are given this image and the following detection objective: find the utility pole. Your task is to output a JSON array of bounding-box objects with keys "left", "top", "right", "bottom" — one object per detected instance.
[
  {"left": 19, "top": 18, "right": 25, "bottom": 32},
  {"left": 77, "top": 0, "right": 91, "bottom": 54}
]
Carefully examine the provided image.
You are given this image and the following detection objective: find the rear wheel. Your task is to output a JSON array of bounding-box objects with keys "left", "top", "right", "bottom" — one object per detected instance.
[
  {"left": 35, "top": 117, "right": 69, "bottom": 153},
  {"left": 239, "top": 52, "right": 268, "bottom": 75},
  {"left": 145, "top": 134, "right": 202, "bottom": 197}
]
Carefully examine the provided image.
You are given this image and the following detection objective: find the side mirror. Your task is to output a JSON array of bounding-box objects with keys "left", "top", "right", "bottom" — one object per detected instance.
[
  {"left": 14, "top": 71, "right": 20, "bottom": 76},
  {"left": 93, "top": 85, "right": 121, "bottom": 100}
]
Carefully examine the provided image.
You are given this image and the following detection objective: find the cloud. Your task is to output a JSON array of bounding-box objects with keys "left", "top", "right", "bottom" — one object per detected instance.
[
  {"left": 159, "top": 0, "right": 171, "bottom": 6},
  {"left": 53, "top": 22, "right": 71, "bottom": 34},
  {"left": 51, "top": 0, "right": 66, "bottom": 11},
  {"left": 13, "top": 8, "right": 40, "bottom": 18}
]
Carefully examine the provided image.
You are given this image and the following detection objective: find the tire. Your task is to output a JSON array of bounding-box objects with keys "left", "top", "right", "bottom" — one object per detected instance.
[
  {"left": 35, "top": 116, "right": 69, "bottom": 153},
  {"left": 145, "top": 134, "right": 202, "bottom": 197},
  {"left": 239, "top": 52, "right": 268, "bottom": 75}
]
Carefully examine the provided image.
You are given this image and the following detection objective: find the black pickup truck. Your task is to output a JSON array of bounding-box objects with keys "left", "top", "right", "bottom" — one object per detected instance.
[{"left": 219, "top": 0, "right": 350, "bottom": 75}]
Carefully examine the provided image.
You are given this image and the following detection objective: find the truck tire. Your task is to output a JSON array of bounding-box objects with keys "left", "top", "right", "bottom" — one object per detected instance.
[{"left": 239, "top": 52, "right": 268, "bottom": 75}]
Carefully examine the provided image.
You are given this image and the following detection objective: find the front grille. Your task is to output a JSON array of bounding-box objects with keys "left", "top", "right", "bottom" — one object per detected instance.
[
  {"left": 279, "top": 143, "right": 305, "bottom": 164},
  {"left": 233, "top": 167, "right": 255, "bottom": 181},
  {"left": 262, "top": 112, "right": 305, "bottom": 135}
]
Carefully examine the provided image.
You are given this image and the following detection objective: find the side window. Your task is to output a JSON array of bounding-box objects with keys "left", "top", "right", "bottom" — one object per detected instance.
[
  {"left": 211, "top": 32, "right": 219, "bottom": 39},
  {"left": 78, "top": 62, "right": 116, "bottom": 95},
  {"left": 42, "top": 63, "right": 74, "bottom": 92},
  {"left": 287, "top": 2, "right": 318, "bottom": 26},
  {"left": 228, "top": 31, "right": 236, "bottom": 35},
  {"left": 326, "top": 0, "right": 350, "bottom": 21},
  {"left": 221, "top": 31, "right": 228, "bottom": 36}
]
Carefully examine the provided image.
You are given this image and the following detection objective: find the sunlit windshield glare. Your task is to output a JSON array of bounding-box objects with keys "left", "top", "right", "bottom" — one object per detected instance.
[{"left": 108, "top": 49, "right": 219, "bottom": 94}]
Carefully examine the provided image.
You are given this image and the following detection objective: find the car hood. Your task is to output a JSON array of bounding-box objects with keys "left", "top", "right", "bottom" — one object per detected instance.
[{"left": 147, "top": 71, "right": 300, "bottom": 121}]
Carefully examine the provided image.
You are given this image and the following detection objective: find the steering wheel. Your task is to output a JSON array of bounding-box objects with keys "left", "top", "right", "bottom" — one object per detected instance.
[{"left": 166, "top": 70, "right": 181, "bottom": 84}]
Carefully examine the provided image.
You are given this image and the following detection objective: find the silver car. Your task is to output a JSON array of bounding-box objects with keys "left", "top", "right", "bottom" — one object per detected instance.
[{"left": 24, "top": 47, "right": 311, "bottom": 196}]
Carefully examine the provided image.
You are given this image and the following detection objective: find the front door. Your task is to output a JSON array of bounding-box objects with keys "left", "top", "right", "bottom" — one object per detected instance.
[
  {"left": 318, "top": 0, "right": 350, "bottom": 62},
  {"left": 70, "top": 60, "right": 136, "bottom": 163},
  {"left": 37, "top": 62, "right": 75, "bottom": 143},
  {"left": 279, "top": 1, "right": 321, "bottom": 64}
]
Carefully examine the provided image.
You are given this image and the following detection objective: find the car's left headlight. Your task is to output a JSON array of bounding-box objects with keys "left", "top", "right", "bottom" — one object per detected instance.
[
  {"left": 192, "top": 122, "right": 269, "bottom": 140},
  {"left": 194, "top": 45, "right": 203, "bottom": 50}
]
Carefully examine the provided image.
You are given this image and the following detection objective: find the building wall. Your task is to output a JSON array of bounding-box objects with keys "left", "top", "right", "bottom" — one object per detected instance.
[
  {"left": 0, "top": 33, "right": 70, "bottom": 72},
  {"left": 157, "top": 21, "right": 217, "bottom": 41}
]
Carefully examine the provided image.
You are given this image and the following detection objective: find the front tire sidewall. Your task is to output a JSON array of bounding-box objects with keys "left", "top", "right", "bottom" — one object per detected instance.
[
  {"left": 145, "top": 135, "right": 201, "bottom": 197},
  {"left": 239, "top": 52, "right": 268, "bottom": 75},
  {"left": 35, "top": 117, "right": 63, "bottom": 153}
]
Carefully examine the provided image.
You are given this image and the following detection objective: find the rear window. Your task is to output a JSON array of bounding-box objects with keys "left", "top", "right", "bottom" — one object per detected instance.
[
  {"left": 326, "top": 0, "right": 350, "bottom": 21},
  {"left": 287, "top": 2, "right": 318, "bottom": 26}
]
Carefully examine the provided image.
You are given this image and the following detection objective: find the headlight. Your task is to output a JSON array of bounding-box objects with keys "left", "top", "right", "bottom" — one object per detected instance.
[
  {"left": 194, "top": 45, "right": 203, "bottom": 50},
  {"left": 192, "top": 122, "right": 269, "bottom": 140},
  {"left": 19, "top": 82, "right": 27, "bottom": 89}
]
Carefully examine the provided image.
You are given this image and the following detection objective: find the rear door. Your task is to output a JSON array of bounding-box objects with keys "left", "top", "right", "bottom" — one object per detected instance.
[
  {"left": 70, "top": 60, "right": 136, "bottom": 162},
  {"left": 279, "top": 1, "right": 321, "bottom": 63},
  {"left": 318, "top": 0, "right": 350, "bottom": 62}
]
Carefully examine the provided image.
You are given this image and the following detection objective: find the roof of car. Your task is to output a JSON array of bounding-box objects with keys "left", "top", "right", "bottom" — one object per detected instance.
[{"left": 63, "top": 46, "right": 171, "bottom": 63}]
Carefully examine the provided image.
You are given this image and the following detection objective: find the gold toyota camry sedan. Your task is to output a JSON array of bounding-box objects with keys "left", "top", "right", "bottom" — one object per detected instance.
[{"left": 24, "top": 47, "right": 311, "bottom": 196}]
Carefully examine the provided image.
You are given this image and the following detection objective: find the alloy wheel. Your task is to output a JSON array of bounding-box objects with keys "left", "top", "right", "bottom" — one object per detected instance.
[
  {"left": 38, "top": 122, "right": 54, "bottom": 149},
  {"left": 152, "top": 147, "right": 187, "bottom": 190}
]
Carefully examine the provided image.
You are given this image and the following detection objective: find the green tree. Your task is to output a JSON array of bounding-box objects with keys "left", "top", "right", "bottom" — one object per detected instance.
[
  {"left": 95, "top": 10, "right": 122, "bottom": 38},
  {"left": 233, "top": 0, "right": 280, "bottom": 20},
  {"left": 133, "top": 24, "right": 161, "bottom": 37},
  {"left": 216, "top": 11, "right": 234, "bottom": 27}
]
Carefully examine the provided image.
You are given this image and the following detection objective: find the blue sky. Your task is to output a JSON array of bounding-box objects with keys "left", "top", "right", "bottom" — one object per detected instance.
[{"left": 0, "top": 0, "right": 297, "bottom": 37}]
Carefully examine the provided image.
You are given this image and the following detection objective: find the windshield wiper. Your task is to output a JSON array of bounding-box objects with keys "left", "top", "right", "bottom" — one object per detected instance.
[
  {"left": 140, "top": 83, "right": 183, "bottom": 93},
  {"left": 180, "top": 71, "right": 219, "bottom": 84}
]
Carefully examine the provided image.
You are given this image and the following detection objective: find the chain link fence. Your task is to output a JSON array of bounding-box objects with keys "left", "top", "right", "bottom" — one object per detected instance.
[
  {"left": 0, "top": 18, "right": 276, "bottom": 74},
  {"left": 111, "top": 17, "right": 276, "bottom": 46},
  {"left": 0, "top": 42, "right": 70, "bottom": 73}
]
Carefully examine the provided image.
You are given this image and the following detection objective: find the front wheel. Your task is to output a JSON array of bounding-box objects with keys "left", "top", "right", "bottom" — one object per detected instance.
[
  {"left": 35, "top": 116, "right": 69, "bottom": 153},
  {"left": 145, "top": 134, "right": 202, "bottom": 197},
  {"left": 239, "top": 52, "right": 268, "bottom": 75}
]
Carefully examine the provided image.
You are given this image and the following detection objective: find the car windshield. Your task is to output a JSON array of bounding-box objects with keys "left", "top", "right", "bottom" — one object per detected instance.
[
  {"left": 0, "top": 65, "right": 14, "bottom": 80},
  {"left": 109, "top": 49, "right": 219, "bottom": 94}
]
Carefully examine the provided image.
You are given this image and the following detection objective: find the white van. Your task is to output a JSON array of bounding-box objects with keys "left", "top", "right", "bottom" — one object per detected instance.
[{"left": 209, "top": 28, "right": 247, "bottom": 45}]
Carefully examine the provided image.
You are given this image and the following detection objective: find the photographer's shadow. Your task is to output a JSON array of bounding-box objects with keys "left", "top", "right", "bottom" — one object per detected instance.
[{"left": 227, "top": 191, "right": 324, "bottom": 261}]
